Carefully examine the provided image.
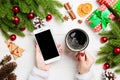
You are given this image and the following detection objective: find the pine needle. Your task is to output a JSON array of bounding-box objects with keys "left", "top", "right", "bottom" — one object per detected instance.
[{"left": 115, "top": 68, "right": 120, "bottom": 73}]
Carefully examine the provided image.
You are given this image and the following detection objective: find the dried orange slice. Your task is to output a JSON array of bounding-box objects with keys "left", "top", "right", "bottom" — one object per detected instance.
[
  {"left": 77, "top": 4, "right": 87, "bottom": 17},
  {"left": 77, "top": 3, "right": 92, "bottom": 17},
  {"left": 81, "top": 3, "right": 92, "bottom": 14}
]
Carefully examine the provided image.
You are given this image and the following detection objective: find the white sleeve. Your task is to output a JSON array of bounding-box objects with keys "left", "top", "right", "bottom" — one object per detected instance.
[
  {"left": 28, "top": 66, "right": 49, "bottom": 80},
  {"left": 75, "top": 70, "right": 95, "bottom": 80}
]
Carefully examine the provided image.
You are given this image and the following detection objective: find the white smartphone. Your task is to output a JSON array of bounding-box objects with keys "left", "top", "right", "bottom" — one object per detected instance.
[{"left": 33, "top": 27, "right": 60, "bottom": 64}]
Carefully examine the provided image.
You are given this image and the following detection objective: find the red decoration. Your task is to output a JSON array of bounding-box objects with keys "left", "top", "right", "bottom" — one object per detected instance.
[
  {"left": 114, "top": 47, "right": 120, "bottom": 54},
  {"left": 46, "top": 14, "right": 52, "bottom": 21},
  {"left": 103, "top": 63, "right": 110, "bottom": 70},
  {"left": 19, "top": 26, "right": 26, "bottom": 31},
  {"left": 100, "top": 37, "right": 108, "bottom": 43},
  {"left": 27, "top": 12, "right": 35, "bottom": 19},
  {"left": 12, "top": 16, "right": 20, "bottom": 24},
  {"left": 12, "top": 6, "right": 20, "bottom": 13},
  {"left": 10, "top": 34, "right": 16, "bottom": 41}
]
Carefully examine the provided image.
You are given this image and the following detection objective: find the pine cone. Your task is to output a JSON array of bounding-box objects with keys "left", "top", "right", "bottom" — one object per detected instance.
[
  {"left": 0, "top": 55, "right": 12, "bottom": 65},
  {"left": 3, "top": 73, "right": 17, "bottom": 80},
  {"left": 0, "top": 62, "right": 17, "bottom": 80}
]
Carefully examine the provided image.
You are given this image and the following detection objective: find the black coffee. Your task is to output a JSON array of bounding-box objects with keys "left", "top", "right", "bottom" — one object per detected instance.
[{"left": 66, "top": 29, "right": 88, "bottom": 51}]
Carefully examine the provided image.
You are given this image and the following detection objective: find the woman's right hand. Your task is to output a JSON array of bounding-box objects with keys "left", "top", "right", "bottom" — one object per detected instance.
[{"left": 76, "top": 52, "right": 94, "bottom": 74}]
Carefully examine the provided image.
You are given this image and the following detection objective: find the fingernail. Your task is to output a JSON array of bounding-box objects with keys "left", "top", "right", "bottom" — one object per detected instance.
[
  {"left": 34, "top": 44, "right": 36, "bottom": 48},
  {"left": 80, "top": 53, "right": 85, "bottom": 57}
]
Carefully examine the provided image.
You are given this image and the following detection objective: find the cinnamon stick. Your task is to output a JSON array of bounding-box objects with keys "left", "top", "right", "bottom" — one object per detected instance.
[{"left": 64, "top": 2, "right": 76, "bottom": 20}]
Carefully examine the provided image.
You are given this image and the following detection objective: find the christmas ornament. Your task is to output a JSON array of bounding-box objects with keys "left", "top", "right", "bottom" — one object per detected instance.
[
  {"left": 27, "top": 12, "right": 35, "bottom": 19},
  {"left": 10, "top": 34, "right": 16, "bottom": 41},
  {"left": 113, "top": 47, "right": 120, "bottom": 54},
  {"left": 0, "top": 62, "right": 17, "bottom": 80},
  {"left": 5, "top": 41, "right": 24, "bottom": 60},
  {"left": 86, "top": 4, "right": 115, "bottom": 32},
  {"left": 12, "top": 6, "right": 20, "bottom": 13},
  {"left": 46, "top": 14, "right": 52, "bottom": 21},
  {"left": 19, "top": 26, "right": 26, "bottom": 31},
  {"left": 100, "top": 37, "right": 108, "bottom": 43},
  {"left": 102, "top": 69, "right": 116, "bottom": 80},
  {"left": 32, "top": 17, "right": 44, "bottom": 29},
  {"left": 12, "top": 16, "right": 20, "bottom": 24},
  {"left": 103, "top": 63, "right": 110, "bottom": 70},
  {"left": 0, "top": 55, "right": 11, "bottom": 65}
]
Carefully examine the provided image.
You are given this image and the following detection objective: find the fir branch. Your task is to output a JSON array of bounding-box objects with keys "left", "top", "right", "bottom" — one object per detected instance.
[
  {"left": 18, "top": 0, "right": 30, "bottom": 13},
  {"left": 97, "top": 45, "right": 113, "bottom": 56},
  {"left": 35, "top": 0, "right": 47, "bottom": 15},
  {"left": 110, "top": 62, "right": 119, "bottom": 68},
  {"left": 1, "top": 24, "right": 9, "bottom": 32},
  {"left": 31, "top": 0, "right": 45, "bottom": 18},
  {"left": 110, "top": 21, "right": 120, "bottom": 39},
  {"left": 96, "top": 56, "right": 108, "bottom": 64},
  {"left": 108, "top": 39, "right": 120, "bottom": 47},
  {"left": 113, "top": 54, "right": 120, "bottom": 63},
  {"left": 25, "top": 0, "right": 32, "bottom": 5},
  {"left": 47, "top": 2, "right": 64, "bottom": 22},
  {"left": 0, "top": 29, "right": 10, "bottom": 40},
  {"left": 0, "top": 4, "right": 6, "bottom": 17},
  {"left": 99, "top": 31, "right": 116, "bottom": 39},
  {"left": 115, "top": 68, "right": 120, "bottom": 73},
  {"left": 24, "top": 20, "right": 34, "bottom": 32},
  {"left": 9, "top": 28, "right": 25, "bottom": 37},
  {"left": 1, "top": 18, "right": 15, "bottom": 28},
  {"left": 50, "top": 0, "right": 63, "bottom": 8},
  {"left": 0, "top": 0, "right": 63, "bottom": 39}
]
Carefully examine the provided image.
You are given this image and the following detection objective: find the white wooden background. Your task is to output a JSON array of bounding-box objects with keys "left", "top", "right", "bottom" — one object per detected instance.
[{"left": 0, "top": 0, "right": 120, "bottom": 80}]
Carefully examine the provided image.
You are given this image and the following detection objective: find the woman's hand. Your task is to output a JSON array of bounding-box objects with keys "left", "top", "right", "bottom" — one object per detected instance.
[
  {"left": 76, "top": 52, "right": 94, "bottom": 74},
  {"left": 35, "top": 44, "right": 62, "bottom": 71}
]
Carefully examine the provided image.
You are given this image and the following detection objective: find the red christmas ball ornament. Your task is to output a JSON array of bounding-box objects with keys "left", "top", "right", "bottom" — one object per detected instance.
[
  {"left": 100, "top": 37, "right": 108, "bottom": 43},
  {"left": 114, "top": 47, "right": 120, "bottom": 54},
  {"left": 103, "top": 63, "right": 110, "bottom": 70},
  {"left": 12, "top": 6, "right": 20, "bottom": 13},
  {"left": 46, "top": 14, "right": 52, "bottom": 21},
  {"left": 12, "top": 16, "right": 20, "bottom": 24},
  {"left": 27, "top": 12, "right": 35, "bottom": 19},
  {"left": 10, "top": 34, "right": 17, "bottom": 41},
  {"left": 19, "top": 26, "right": 26, "bottom": 31}
]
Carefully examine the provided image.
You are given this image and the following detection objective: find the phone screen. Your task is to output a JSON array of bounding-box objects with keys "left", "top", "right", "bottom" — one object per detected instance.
[{"left": 35, "top": 30, "right": 59, "bottom": 60}]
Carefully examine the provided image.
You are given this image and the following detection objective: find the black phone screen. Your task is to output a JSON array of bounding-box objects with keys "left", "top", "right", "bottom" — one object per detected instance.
[{"left": 35, "top": 30, "right": 59, "bottom": 60}]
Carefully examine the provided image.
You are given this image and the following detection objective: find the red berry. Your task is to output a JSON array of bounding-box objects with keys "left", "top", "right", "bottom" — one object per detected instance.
[
  {"left": 27, "top": 12, "right": 35, "bottom": 19},
  {"left": 114, "top": 47, "right": 120, "bottom": 54},
  {"left": 46, "top": 14, "right": 52, "bottom": 21},
  {"left": 100, "top": 37, "right": 108, "bottom": 43},
  {"left": 12, "top": 16, "right": 20, "bottom": 24},
  {"left": 10, "top": 34, "right": 16, "bottom": 41},
  {"left": 103, "top": 63, "right": 110, "bottom": 70},
  {"left": 19, "top": 26, "right": 26, "bottom": 31},
  {"left": 12, "top": 6, "right": 20, "bottom": 13}
]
